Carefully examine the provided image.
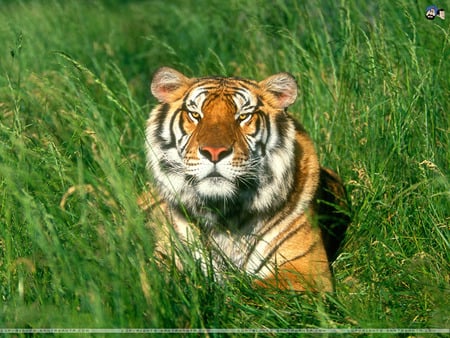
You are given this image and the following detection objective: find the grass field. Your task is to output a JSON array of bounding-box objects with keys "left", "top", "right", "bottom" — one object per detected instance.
[{"left": 0, "top": 0, "right": 449, "bottom": 334}]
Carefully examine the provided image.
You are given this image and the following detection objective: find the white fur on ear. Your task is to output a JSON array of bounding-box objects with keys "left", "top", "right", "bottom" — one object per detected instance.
[
  {"left": 151, "top": 67, "right": 190, "bottom": 103},
  {"left": 259, "top": 72, "right": 298, "bottom": 108}
]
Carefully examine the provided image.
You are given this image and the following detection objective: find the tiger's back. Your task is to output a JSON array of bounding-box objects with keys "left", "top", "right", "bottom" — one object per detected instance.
[{"left": 145, "top": 67, "right": 349, "bottom": 291}]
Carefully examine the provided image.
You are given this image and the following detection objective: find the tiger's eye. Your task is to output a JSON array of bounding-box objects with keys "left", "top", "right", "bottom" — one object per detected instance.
[
  {"left": 189, "top": 112, "right": 201, "bottom": 120},
  {"left": 238, "top": 113, "right": 250, "bottom": 121}
]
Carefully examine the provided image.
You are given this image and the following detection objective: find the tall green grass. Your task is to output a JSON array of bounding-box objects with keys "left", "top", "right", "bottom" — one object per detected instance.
[{"left": 0, "top": 0, "right": 448, "bottom": 332}]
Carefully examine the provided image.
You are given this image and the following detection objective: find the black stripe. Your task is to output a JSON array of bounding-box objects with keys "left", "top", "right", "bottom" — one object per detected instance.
[
  {"left": 243, "top": 208, "right": 290, "bottom": 269},
  {"left": 183, "top": 90, "right": 207, "bottom": 111},
  {"left": 196, "top": 77, "right": 258, "bottom": 87},
  {"left": 273, "top": 113, "right": 292, "bottom": 150},
  {"left": 154, "top": 103, "right": 169, "bottom": 128},
  {"left": 159, "top": 108, "right": 182, "bottom": 151},
  {"left": 231, "top": 87, "right": 250, "bottom": 98},
  {"left": 260, "top": 109, "right": 271, "bottom": 149},
  {"left": 253, "top": 221, "right": 309, "bottom": 274},
  {"left": 228, "top": 78, "right": 258, "bottom": 87},
  {"left": 158, "top": 158, "right": 178, "bottom": 172},
  {"left": 279, "top": 242, "right": 318, "bottom": 268},
  {"left": 247, "top": 115, "right": 261, "bottom": 139},
  {"left": 153, "top": 104, "right": 171, "bottom": 148},
  {"left": 203, "top": 92, "right": 222, "bottom": 106},
  {"left": 178, "top": 111, "right": 188, "bottom": 153}
]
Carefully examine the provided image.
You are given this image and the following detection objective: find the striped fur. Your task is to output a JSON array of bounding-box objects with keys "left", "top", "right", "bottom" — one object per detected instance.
[{"left": 145, "top": 67, "right": 349, "bottom": 291}]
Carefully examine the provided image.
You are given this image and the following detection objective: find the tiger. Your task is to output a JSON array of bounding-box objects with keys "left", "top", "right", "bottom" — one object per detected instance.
[{"left": 144, "top": 67, "right": 349, "bottom": 291}]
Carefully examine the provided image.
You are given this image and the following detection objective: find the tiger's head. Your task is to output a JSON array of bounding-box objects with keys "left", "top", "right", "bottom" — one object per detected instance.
[{"left": 146, "top": 67, "right": 299, "bottom": 222}]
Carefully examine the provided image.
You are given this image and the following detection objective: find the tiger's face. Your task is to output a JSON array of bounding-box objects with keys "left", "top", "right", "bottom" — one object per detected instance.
[
  {"left": 176, "top": 83, "right": 260, "bottom": 199},
  {"left": 146, "top": 67, "right": 298, "bottom": 218}
]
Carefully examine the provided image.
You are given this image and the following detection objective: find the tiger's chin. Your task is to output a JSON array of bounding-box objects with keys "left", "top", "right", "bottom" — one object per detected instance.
[{"left": 195, "top": 177, "right": 237, "bottom": 200}]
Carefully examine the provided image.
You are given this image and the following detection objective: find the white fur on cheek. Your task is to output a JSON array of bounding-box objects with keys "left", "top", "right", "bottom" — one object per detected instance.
[{"left": 145, "top": 108, "right": 189, "bottom": 204}]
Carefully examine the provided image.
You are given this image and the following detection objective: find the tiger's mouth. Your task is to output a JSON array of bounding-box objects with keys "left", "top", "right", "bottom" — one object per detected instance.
[
  {"left": 199, "top": 164, "right": 236, "bottom": 181},
  {"left": 205, "top": 171, "right": 224, "bottom": 178},
  {"left": 202, "top": 173, "right": 233, "bottom": 186}
]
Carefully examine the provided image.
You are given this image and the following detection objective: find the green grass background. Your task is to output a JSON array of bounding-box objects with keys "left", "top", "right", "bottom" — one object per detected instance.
[{"left": 0, "top": 0, "right": 448, "bottom": 333}]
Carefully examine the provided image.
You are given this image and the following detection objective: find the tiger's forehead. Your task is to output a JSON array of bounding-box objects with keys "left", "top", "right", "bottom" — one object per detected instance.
[{"left": 184, "top": 79, "right": 259, "bottom": 113}]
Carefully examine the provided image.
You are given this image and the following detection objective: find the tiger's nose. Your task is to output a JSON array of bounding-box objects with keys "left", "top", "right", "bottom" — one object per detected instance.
[{"left": 199, "top": 146, "right": 232, "bottom": 163}]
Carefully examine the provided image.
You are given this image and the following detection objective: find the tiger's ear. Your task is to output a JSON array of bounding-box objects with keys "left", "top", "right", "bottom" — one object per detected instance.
[
  {"left": 151, "top": 67, "right": 191, "bottom": 103},
  {"left": 259, "top": 73, "right": 298, "bottom": 109}
]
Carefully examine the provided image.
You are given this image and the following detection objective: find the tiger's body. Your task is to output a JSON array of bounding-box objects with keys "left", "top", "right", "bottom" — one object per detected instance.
[{"left": 145, "top": 67, "right": 349, "bottom": 291}]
